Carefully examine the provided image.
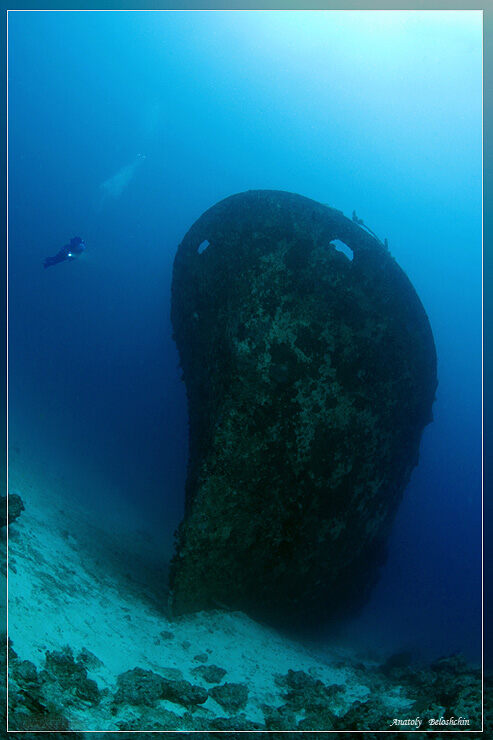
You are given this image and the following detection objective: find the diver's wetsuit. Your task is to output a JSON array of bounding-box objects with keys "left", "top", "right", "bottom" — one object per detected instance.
[{"left": 43, "top": 237, "right": 85, "bottom": 269}]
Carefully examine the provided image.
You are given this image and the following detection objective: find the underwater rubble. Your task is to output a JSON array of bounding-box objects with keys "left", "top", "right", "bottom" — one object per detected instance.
[
  {"left": 3, "top": 629, "right": 486, "bottom": 735},
  {"left": 170, "top": 189, "right": 438, "bottom": 628}
]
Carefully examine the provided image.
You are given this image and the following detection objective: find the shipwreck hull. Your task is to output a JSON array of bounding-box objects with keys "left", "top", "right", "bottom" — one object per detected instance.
[{"left": 169, "top": 190, "right": 437, "bottom": 628}]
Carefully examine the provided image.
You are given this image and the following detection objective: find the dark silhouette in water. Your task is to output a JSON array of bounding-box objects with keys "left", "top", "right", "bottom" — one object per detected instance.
[
  {"left": 43, "top": 236, "right": 85, "bottom": 269},
  {"left": 169, "top": 190, "right": 437, "bottom": 630}
]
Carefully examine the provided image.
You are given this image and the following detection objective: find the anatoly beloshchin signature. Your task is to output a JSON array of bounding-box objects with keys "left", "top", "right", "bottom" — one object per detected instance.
[{"left": 390, "top": 716, "right": 471, "bottom": 729}]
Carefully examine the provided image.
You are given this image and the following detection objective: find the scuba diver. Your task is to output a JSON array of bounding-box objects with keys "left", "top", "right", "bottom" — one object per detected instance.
[{"left": 43, "top": 236, "right": 86, "bottom": 269}]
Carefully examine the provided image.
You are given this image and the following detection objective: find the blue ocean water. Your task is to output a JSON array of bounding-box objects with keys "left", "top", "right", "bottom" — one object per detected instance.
[{"left": 8, "top": 11, "right": 482, "bottom": 663}]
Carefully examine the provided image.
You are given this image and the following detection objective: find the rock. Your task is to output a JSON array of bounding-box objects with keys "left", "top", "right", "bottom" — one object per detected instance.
[
  {"left": 381, "top": 649, "right": 414, "bottom": 675},
  {"left": 160, "top": 666, "right": 184, "bottom": 681},
  {"left": 335, "top": 699, "right": 387, "bottom": 730},
  {"left": 209, "top": 682, "right": 249, "bottom": 713},
  {"left": 405, "top": 653, "right": 482, "bottom": 730},
  {"left": 430, "top": 653, "right": 471, "bottom": 676},
  {"left": 117, "top": 708, "right": 182, "bottom": 731},
  {"left": 114, "top": 667, "right": 165, "bottom": 707},
  {"left": 284, "top": 668, "right": 320, "bottom": 693},
  {"left": 6, "top": 639, "right": 76, "bottom": 733},
  {"left": 169, "top": 190, "right": 437, "bottom": 628},
  {"left": 280, "top": 669, "right": 344, "bottom": 714},
  {"left": 298, "top": 710, "right": 337, "bottom": 731},
  {"left": 7, "top": 636, "right": 18, "bottom": 661},
  {"left": 76, "top": 647, "right": 104, "bottom": 670},
  {"left": 161, "top": 678, "right": 208, "bottom": 707},
  {"left": 262, "top": 703, "right": 298, "bottom": 730},
  {"left": 193, "top": 652, "right": 209, "bottom": 663},
  {"left": 12, "top": 660, "right": 38, "bottom": 685},
  {"left": 1, "top": 493, "right": 25, "bottom": 527},
  {"left": 8, "top": 708, "right": 71, "bottom": 732},
  {"left": 44, "top": 647, "right": 101, "bottom": 705},
  {"left": 114, "top": 667, "right": 207, "bottom": 710},
  {"left": 192, "top": 664, "right": 227, "bottom": 684},
  {"left": 209, "top": 713, "right": 262, "bottom": 731}
]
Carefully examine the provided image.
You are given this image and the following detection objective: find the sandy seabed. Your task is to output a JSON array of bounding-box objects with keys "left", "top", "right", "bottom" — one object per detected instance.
[{"left": 3, "top": 467, "right": 484, "bottom": 734}]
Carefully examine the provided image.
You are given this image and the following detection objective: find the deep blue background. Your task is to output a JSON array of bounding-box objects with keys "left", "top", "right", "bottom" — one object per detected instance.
[{"left": 8, "top": 11, "right": 482, "bottom": 661}]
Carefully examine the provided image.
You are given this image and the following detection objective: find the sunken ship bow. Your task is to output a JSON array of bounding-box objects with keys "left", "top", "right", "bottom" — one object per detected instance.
[{"left": 169, "top": 189, "right": 437, "bottom": 629}]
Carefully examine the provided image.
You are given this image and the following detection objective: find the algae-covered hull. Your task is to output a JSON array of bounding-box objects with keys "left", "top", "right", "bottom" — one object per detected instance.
[{"left": 169, "top": 190, "right": 437, "bottom": 628}]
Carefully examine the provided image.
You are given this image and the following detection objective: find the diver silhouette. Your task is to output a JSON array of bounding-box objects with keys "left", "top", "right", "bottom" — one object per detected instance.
[{"left": 43, "top": 237, "right": 86, "bottom": 269}]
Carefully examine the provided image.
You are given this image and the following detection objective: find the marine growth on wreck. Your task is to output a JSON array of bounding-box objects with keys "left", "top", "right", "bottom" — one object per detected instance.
[{"left": 169, "top": 190, "right": 437, "bottom": 629}]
